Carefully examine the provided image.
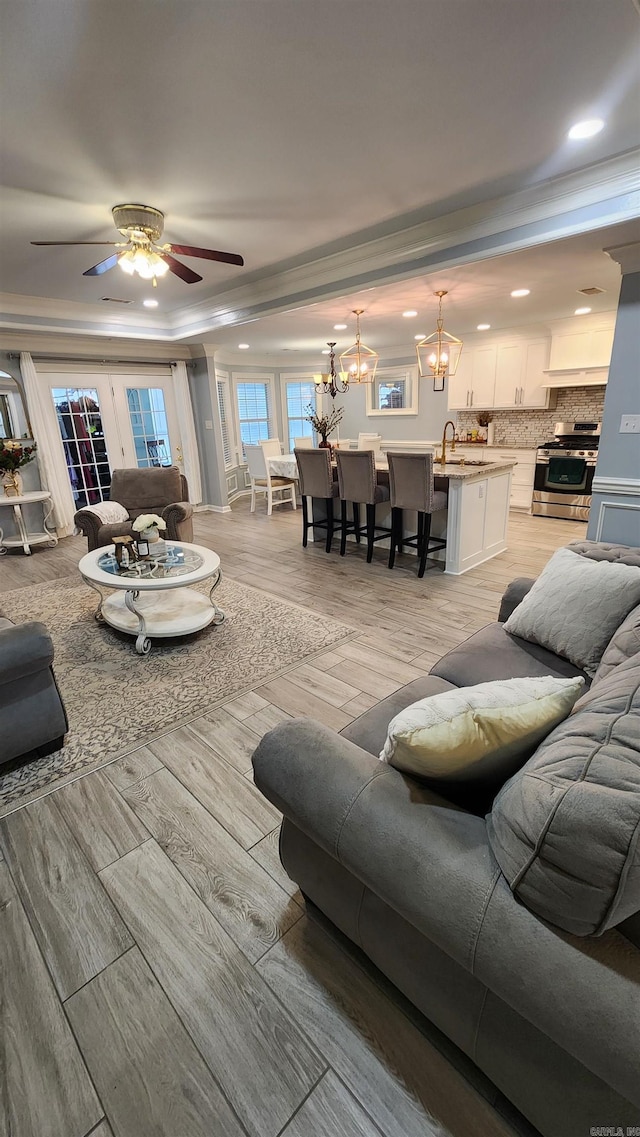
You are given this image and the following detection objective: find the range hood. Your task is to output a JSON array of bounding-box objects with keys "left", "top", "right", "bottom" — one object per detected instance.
[{"left": 541, "top": 367, "right": 608, "bottom": 388}]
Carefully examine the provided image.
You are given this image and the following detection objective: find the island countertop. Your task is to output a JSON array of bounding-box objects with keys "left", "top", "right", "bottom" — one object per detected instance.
[{"left": 378, "top": 457, "right": 517, "bottom": 480}]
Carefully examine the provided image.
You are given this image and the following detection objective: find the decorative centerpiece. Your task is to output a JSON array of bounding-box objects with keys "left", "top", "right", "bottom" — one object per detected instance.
[
  {"left": 304, "top": 403, "right": 344, "bottom": 450},
  {"left": 132, "top": 513, "right": 167, "bottom": 558},
  {"left": 476, "top": 411, "right": 495, "bottom": 445},
  {"left": 0, "top": 439, "right": 37, "bottom": 497}
]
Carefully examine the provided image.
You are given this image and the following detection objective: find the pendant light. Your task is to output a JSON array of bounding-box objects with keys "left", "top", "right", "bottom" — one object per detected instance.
[
  {"left": 314, "top": 342, "right": 349, "bottom": 398},
  {"left": 339, "top": 309, "right": 379, "bottom": 384},
  {"left": 416, "top": 291, "right": 463, "bottom": 391}
]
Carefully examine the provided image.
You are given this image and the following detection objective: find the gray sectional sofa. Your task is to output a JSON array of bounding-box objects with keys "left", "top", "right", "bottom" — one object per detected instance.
[
  {"left": 253, "top": 541, "right": 640, "bottom": 1137},
  {"left": 0, "top": 614, "right": 67, "bottom": 764}
]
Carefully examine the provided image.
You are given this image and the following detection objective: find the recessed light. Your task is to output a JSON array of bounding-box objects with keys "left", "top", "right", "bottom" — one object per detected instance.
[
  {"left": 414, "top": 333, "right": 426, "bottom": 340},
  {"left": 402, "top": 309, "right": 418, "bottom": 318},
  {"left": 510, "top": 289, "right": 530, "bottom": 298},
  {"left": 238, "top": 343, "right": 250, "bottom": 349},
  {"left": 567, "top": 118, "right": 605, "bottom": 141},
  {"left": 333, "top": 323, "right": 347, "bottom": 330},
  {"left": 477, "top": 323, "right": 491, "bottom": 330},
  {"left": 143, "top": 298, "right": 158, "bottom": 308},
  {"left": 575, "top": 307, "right": 592, "bottom": 315}
]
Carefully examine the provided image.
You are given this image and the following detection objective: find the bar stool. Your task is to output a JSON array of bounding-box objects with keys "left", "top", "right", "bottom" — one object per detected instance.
[
  {"left": 335, "top": 450, "right": 391, "bottom": 563},
  {"left": 386, "top": 451, "right": 447, "bottom": 577},
  {"left": 294, "top": 448, "right": 339, "bottom": 552}
]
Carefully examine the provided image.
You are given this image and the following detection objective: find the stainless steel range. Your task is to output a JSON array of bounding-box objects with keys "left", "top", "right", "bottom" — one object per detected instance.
[{"left": 533, "top": 421, "right": 600, "bottom": 522}]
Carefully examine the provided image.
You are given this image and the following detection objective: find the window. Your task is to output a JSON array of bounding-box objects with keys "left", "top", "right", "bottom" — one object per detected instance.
[
  {"left": 235, "top": 379, "right": 273, "bottom": 458},
  {"left": 284, "top": 379, "right": 316, "bottom": 452},
  {"left": 366, "top": 368, "right": 418, "bottom": 417},
  {"left": 216, "top": 375, "right": 233, "bottom": 468},
  {"left": 126, "top": 387, "right": 173, "bottom": 468}
]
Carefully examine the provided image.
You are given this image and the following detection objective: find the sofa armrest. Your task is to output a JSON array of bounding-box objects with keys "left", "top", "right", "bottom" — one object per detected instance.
[
  {"left": 498, "top": 577, "right": 535, "bottom": 623},
  {"left": 0, "top": 621, "right": 54, "bottom": 685},
  {"left": 162, "top": 501, "right": 194, "bottom": 542},
  {"left": 74, "top": 507, "right": 103, "bottom": 549},
  {"left": 252, "top": 718, "right": 497, "bottom": 972}
]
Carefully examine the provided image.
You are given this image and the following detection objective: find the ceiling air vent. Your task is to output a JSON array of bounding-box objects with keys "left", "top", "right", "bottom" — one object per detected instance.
[
  {"left": 578, "top": 286, "right": 606, "bottom": 296},
  {"left": 101, "top": 296, "right": 134, "bottom": 304}
]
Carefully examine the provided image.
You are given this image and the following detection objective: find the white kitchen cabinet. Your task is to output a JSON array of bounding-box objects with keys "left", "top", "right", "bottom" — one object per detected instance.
[
  {"left": 447, "top": 350, "right": 474, "bottom": 410},
  {"left": 452, "top": 446, "right": 536, "bottom": 511},
  {"left": 548, "top": 326, "right": 614, "bottom": 372},
  {"left": 448, "top": 338, "right": 551, "bottom": 411},
  {"left": 521, "top": 340, "right": 551, "bottom": 407},
  {"left": 494, "top": 344, "right": 524, "bottom": 407},
  {"left": 470, "top": 345, "right": 497, "bottom": 407}
]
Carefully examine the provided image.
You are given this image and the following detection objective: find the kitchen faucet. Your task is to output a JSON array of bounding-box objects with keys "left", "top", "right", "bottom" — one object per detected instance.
[{"left": 439, "top": 420, "right": 456, "bottom": 467}]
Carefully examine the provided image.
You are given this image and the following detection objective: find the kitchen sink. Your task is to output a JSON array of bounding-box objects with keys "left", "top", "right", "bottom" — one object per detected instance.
[{"left": 435, "top": 458, "right": 492, "bottom": 466}]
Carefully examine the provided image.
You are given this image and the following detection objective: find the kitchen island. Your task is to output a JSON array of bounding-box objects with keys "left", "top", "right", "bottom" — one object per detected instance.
[{"left": 275, "top": 453, "right": 516, "bottom": 576}]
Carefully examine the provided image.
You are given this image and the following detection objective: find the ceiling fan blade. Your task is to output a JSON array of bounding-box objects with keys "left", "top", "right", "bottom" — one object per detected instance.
[
  {"left": 31, "top": 241, "right": 120, "bottom": 246},
  {"left": 160, "top": 253, "right": 202, "bottom": 284},
  {"left": 83, "top": 253, "right": 122, "bottom": 276},
  {"left": 169, "top": 244, "right": 244, "bottom": 267}
]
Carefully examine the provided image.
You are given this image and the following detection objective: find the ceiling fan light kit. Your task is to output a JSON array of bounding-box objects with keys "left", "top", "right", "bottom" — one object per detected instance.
[
  {"left": 31, "top": 202, "right": 244, "bottom": 286},
  {"left": 339, "top": 309, "right": 379, "bottom": 384},
  {"left": 415, "top": 290, "right": 463, "bottom": 391}
]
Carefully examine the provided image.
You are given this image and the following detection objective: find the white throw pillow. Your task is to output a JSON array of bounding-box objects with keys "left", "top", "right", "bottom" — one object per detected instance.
[
  {"left": 380, "top": 676, "right": 585, "bottom": 783},
  {"left": 503, "top": 547, "right": 640, "bottom": 677}
]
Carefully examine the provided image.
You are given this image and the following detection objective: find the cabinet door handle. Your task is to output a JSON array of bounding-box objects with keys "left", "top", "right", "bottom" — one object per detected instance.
[
  {"left": 470, "top": 391, "right": 473, "bottom": 407},
  {"left": 520, "top": 387, "right": 524, "bottom": 404},
  {"left": 514, "top": 386, "right": 518, "bottom": 405}
]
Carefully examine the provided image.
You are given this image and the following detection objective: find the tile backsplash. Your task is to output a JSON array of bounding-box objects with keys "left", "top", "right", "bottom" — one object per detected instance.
[{"left": 455, "top": 386, "right": 605, "bottom": 448}]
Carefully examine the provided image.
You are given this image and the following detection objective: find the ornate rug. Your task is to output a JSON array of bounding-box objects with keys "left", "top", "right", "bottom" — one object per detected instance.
[{"left": 0, "top": 576, "right": 355, "bottom": 812}]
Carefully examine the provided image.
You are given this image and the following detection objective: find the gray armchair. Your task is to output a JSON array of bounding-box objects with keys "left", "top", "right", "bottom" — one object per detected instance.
[
  {"left": 0, "top": 615, "right": 68, "bottom": 764},
  {"left": 74, "top": 466, "right": 194, "bottom": 552}
]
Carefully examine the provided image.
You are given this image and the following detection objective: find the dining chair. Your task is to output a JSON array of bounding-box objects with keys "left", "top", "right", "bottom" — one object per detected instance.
[
  {"left": 295, "top": 448, "right": 339, "bottom": 552},
  {"left": 293, "top": 436, "right": 314, "bottom": 449},
  {"left": 335, "top": 449, "right": 391, "bottom": 563},
  {"left": 245, "top": 444, "right": 296, "bottom": 516},
  {"left": 357, "top": 432, "right": 383, "bottom": 457},
  {"left": 386, "top": 451, "right": 447, "bottom": 577},
  {"left": 260, "top": 437, "right": 283, "bottom": 458}
]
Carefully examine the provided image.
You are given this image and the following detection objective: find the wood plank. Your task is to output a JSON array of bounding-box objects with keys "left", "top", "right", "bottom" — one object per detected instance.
[
  {"left": 103, "top": 747, "right": 164, "bottom": 790},
  {"left": 56, "top": 769, "right": 149, "bottom": 872},
  {"left": 148, "top": 724, "right": 279, "bottom": 849},
  {"left": 100, "top": 840, "right": 325, "bottom": 1137},
  {"left": 284, "top": 662, "right": 362, "bottom": 708},
  {"left": 257, "top": 676, "right": 354, "bottom": 732},
  {"left": 306, "top": 649, "right": 349, "bottom": 672},
  {"left": 326, "top": 661, "right": 403, "bottom": 701},
  {"left": 224, "top": 689, "right": 270, "bottom": 720},
  {"left": 0, "top": 863, "right": 102, "bottom": 1137},
  {"left": 88, "top": 1123, "right": 114, "bottom": 1137},
  {"left": 249, "top": 824, "right": 302, "bottom": 901},
  {"left": 66, "top": 948, "right": 245, "bottom": 1137},
  {"left": 257, "top": 917, "right": 515, "bottom": 1137},
  {"left": 341, "top": 692, "right": 379, "bottom": 718},
  {"left": 281, "top": 1071, "right": 383, "bottom": 1137},
  {"left": 0, "top": 796, "right": 132, "bottom": 1000},
  {"left": 245, "top": 703, "right": 293, "bottom": 739},
  {"left": 123, "top": 768, "right": 301, "bottom": 962},
  {"left": 186, "top": 706, "right": 263, "bottom": 773},
  {"left": 335, "top": 642, "right": 427, "bottom": 685}
]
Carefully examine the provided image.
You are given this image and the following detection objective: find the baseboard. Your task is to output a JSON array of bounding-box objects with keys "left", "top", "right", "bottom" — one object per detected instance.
[{"left": 205, "top": 504, "right": 232, "bottom": 513}]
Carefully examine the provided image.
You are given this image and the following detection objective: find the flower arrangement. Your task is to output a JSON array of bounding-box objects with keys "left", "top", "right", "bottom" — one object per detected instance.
[
  {"left": 0, "top": 438, "right": 37, "bottom": 473},
  {"left": 304, "top": 403, "right": 344, "bottom": 446},
  {"left": 132, "top": 513, "right": 167, "bottom": 534}
]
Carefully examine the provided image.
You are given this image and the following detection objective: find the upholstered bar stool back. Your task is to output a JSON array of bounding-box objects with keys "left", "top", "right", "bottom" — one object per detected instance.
[
  {"left": 295, "top": 448, "right": 339, "bottom": 552},
  {"left": 334, "top": 449, "right": 390, "bottom": 563},
  {"left": 386, "top": 451, "right": 447, "bottom": 577}
]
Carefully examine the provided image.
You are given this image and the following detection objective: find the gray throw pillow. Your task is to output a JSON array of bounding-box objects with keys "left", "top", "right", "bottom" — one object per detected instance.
[
  {"left": 503, "top": 547, "right": 640, "bottom": 677},
  {"left": 593, "top": 602, "right": 640, "bottom": 684}
]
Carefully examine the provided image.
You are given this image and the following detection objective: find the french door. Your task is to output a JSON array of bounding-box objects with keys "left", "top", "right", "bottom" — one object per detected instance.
[{"left": 49, "top": 371, "right": 183, "bottom": 507}]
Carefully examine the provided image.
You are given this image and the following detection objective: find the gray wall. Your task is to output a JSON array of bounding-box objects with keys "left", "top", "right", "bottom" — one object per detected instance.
[
  {"left": 189, "top": 354, "right": 227, "bottom": 509},
  {"left": 588, "top": 270, "right": 640, "bottom": 545},
  {"left": 334, "top": 355, "right": 451, "bottom": 444}
]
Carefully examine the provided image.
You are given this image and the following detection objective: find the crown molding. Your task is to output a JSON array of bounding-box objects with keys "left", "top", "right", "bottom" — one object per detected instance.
[{"left": 1, "top": 150, "right": 638, "bottom": 342}]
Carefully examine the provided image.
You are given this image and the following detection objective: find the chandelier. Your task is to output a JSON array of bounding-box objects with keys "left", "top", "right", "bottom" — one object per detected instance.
[
  {"left": 339, "top": 309, "right": 379, "bottom": 384},
  {"left": 314, "top": 342, "right": 349, "bottom": 398},
  {"left": 416, "top": 290, "right": 463, "bottom": 391}
]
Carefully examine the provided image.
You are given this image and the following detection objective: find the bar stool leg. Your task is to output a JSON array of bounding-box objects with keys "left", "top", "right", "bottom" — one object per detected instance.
[
  {"left": 388, "top": 506, "right": 401, "bottom": 569},
  {"left": 301, "top": 496, "right": 309, "bottom": 547},
  {"left": 366, "top": 503, "right": 376, "bottom": 563},
  {"left": 418, "top": 512, "right": 432, "bottom": 578},
  {"left": 352, "top": 503, "right": 361, "bottom": 543},
  {"left": 325, "top": 497, "right": 334, "bottom": 553},
  {"left": 340, "top": 500, "right": 348, "bottom": 556}
]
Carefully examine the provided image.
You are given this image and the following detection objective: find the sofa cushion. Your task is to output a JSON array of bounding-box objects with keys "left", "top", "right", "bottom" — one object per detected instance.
[
  {"left": 341, "top": 675, "right": 455, "bottom": 756},
  {"left": 504, "top": 547, "right": 640, "bottom": 678},
  {"left": 487, "top": 652, "right": 640, "bottom": 936},
  {"left": 594, "top": 603, "right": 640, "bottom": 685},
  {"left": 380, "top": 676, "right": 585, "bottom": 783},
  {"left": 430, "top": 622, "right": 589, "bottom": 688}
]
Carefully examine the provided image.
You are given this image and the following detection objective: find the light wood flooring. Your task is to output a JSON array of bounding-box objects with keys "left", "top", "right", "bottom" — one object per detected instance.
[{"left": 0, "top": 501, "right": 585, "bottom": 1137}]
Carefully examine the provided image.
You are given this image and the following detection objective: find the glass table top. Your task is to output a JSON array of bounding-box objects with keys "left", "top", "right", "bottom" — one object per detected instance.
[{"left": 98, "top": 544, "right": 203, "bottom": 579}]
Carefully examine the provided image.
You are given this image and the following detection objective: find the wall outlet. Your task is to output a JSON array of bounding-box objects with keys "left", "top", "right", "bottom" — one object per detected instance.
[
  {"left": 620, "top": 415, "right": 640, "bottom": 433},
  {"left": 205, "top": 420, "right": 213, "bottom": 430}
]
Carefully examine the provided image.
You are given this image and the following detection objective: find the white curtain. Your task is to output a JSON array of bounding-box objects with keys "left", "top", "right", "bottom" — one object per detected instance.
[
  {"left": 19, "top": 352, "right": 77, "bottom": 537},
  {"left": 171, "top": 361, "right": 203, "bottom": 505}
]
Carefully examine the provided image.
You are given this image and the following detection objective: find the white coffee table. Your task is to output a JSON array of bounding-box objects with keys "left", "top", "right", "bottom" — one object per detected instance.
[{"left": 78, "top": 540, "right": 225, "bottom": 655}]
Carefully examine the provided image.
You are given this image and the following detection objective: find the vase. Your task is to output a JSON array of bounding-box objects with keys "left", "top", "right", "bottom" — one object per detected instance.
[
  {"left": 1, "top": 470, "right": 23, "bottom": 497},
  {"left": 319, "top": 437, "right": 331, "bottom": 450},
  {"left": 486, "top": 422, "right": 495, "bottom": 446}
]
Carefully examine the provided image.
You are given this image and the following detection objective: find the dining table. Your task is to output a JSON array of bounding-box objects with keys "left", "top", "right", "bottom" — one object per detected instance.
[{"left": 268, "top": 453, "right": 390, "bottom": 480}]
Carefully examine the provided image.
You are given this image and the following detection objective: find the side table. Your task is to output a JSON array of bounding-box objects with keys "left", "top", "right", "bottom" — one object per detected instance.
[{"left": 0, "top": 490, "right": 58, "bottom": 555}]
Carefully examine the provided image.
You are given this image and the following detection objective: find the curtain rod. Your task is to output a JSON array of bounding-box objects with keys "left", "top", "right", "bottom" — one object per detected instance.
[{"left": 7, "top": 352, "right": 194, "bottom": 367}]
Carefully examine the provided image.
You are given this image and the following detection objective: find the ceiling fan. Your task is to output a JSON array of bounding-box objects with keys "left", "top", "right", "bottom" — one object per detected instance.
[{"left": 31, "top": 203, "right": 244, "bottom": 285}]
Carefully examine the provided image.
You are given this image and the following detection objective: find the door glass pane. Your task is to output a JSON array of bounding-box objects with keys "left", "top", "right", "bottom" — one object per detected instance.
[
  {"left": 285, "top": 381, "right": 316, "bottom": 451},
  {"left": 52, "top": 387, "right": 111, "bottom": 506},
  {"left": 126, "top": 388, "right": 173, "bottom": 468}
]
